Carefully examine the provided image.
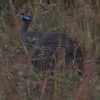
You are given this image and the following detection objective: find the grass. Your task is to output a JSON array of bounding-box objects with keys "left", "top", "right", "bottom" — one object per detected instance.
[{"left": 0, "top": 0, "right": 100, "bottom": 100}]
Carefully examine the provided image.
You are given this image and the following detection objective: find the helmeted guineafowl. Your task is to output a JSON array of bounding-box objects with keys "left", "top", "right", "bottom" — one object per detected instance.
[{"left": 20, "top": 12, "right": 84, "bottom": 75}]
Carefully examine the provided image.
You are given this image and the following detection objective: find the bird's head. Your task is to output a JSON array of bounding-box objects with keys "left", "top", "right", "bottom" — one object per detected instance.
[{"left": 19, "top": 11, "right": 31, "bottom": 22}]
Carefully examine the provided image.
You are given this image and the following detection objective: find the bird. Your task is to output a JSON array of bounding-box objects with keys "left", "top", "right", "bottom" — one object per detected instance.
[{"left": 19, "top": 12, "right": 84, "bottom": 75}]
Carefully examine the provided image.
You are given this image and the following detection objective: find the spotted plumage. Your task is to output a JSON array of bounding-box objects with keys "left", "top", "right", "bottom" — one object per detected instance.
[{"left": 20, "top": 12, "right": 84, "bottom": 75}]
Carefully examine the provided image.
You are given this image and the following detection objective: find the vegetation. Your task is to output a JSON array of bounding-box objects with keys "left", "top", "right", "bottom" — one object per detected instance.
[{"left": 0, "top": 0, "right": 100, "bottom": 100}]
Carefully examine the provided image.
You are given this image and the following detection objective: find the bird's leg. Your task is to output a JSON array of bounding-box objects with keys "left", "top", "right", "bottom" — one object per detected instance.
[
  {"left": 40, "top": 69, "right": 53, "bottom": 99},
  {"left": 40, "top": 76, "right": 48, "bottom": 99},
  {"left": 50, "top": 49, "right": 56, "bottom": 67},
  {"left": 61, "top": 47, "right": 66, "bottom": 68}
]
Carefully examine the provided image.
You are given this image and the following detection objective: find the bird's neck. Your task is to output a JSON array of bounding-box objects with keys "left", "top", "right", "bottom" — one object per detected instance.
[
  {"left": 21, "top": 21, "right": 30, "bottom": 33},
  {"left": 21, "top": 21, "right": 30, "bottom": 41}
]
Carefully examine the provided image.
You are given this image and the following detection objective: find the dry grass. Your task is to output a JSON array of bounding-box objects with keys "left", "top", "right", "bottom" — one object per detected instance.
[{"left": 0, "top": 0, "right": 100, "bottom": 100}]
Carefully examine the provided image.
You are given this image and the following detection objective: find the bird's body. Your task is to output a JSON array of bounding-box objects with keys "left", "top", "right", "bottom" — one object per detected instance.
[{"left": 20, "top": 13, "right": 84, "bottom": 75}]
